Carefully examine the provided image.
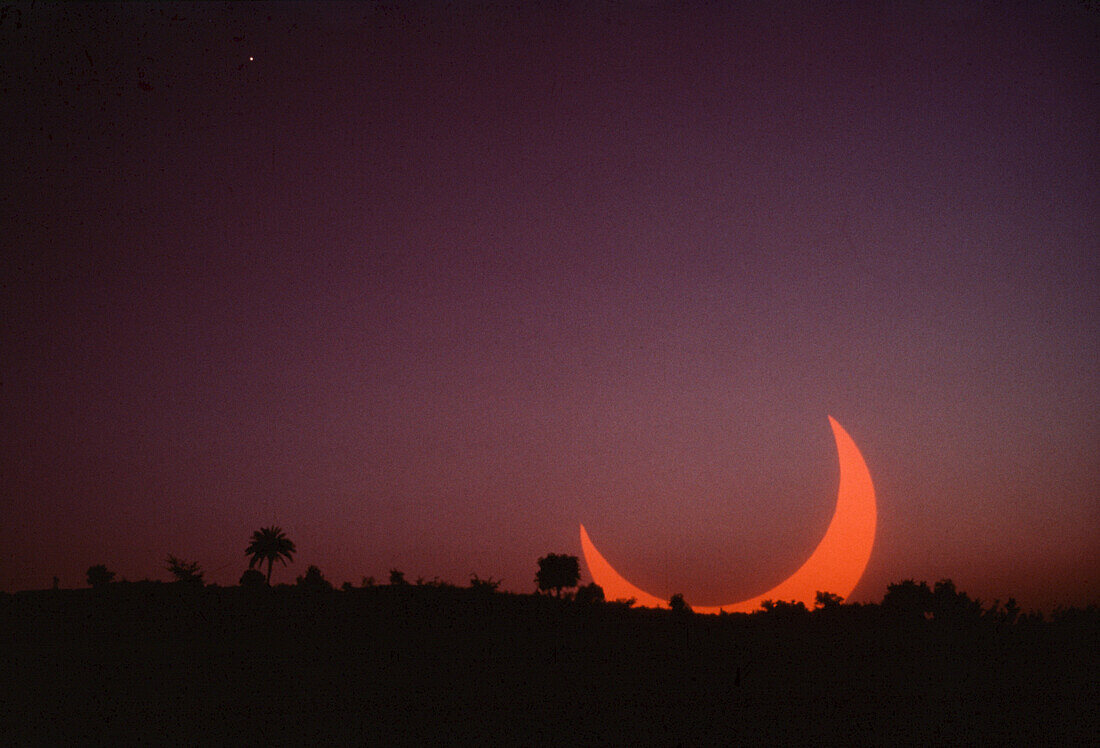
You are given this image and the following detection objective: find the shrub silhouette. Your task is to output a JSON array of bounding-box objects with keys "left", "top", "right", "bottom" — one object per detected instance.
[
  {"left": 606, "top": 597, "right": 636, "bottom": 611},
  {"left": 239, "top": 568, "right": 266, "bottom": 589},
  {"left": 882, "top": 579, "right": 933, "bottom": 620},
  {"left": 389, "top": 569, "right": 407, "bottom": 585},
  {"left": 535, "top": 553, "right": 580, "bottom": 598},
  {"left": 669, "top": 593, "right": 692, "bottom": 615},
  {"left": 814, "top": 591, "right": 844, "bottom": 610},
  {"left": 761, "top": 599, "right": 809, "bottom": 619},
  {"left": 86, "top": 564, "right": 115, "bottom": 589},
  {"left": 165, "top": 555, "right": 204, "bottom": 585},
  {"left": 931, "top": 578, "right": 983, "bottom": 624},
  {"left": 985, "top": 597, "right": 1021, "bottom": 625},
  {"left": 469, "top": 574, "right": 501, "bottom": 593},
  {"left": 296, "top": 565, "right": 333, "bottom": 593},
  {"left": 245, "top": 526, "right": 296, "bottom": 585},
  {"left": 575, "top": 582, "right": 605, "bottom": 605}
]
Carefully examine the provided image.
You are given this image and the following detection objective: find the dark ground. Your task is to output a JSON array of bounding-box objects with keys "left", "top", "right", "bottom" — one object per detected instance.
[{"left": 2, "top": 584, "right": 1096, "bottom": 745}]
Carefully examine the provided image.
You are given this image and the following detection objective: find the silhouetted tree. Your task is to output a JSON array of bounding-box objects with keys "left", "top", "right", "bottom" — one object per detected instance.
[
  {"left": 86, "top": 564, "right": 115, "bottom": 589},
  {"left": 606, "top": 597, "right": 636, "bottom": 610},
  {"left": 882, "top": 579, "right": 933, "bottom": 621},
  {"left": 814, "top": 591, "right": 844, "bottom": 610},
  {"left": 669, "top": 593, "right": 692, "bottom": 615},
  {"left": 535, "top": 553, "right": 580, "bottom": 598},
  {"left": 244, "top": 526, "right": 296, "bottom": 585},
  {"left": 931, "top": 578, "right": 983, "bottom": 624},
  {"left": 469, "top": 574, "right": 501, "bottom": 593},
  {"left": 296, "top": 565, "right": 332, "bottom": 593},
  {"left": 985, "top": 597, "right": 1021, "bottom": 625},
  {"left": 575, "top": 582, "right": 605, "bottom": 605},
  {"left": 389, "top": 569, "right": 407, "bottom": 585},
  {"left": 165, "top": 555, "right": 204, "bottom": 585},
  {"left": 239, "top": 568, "right": 266, "bottom": 589},
  {"left": 760, "top": 599, "right": 809, "bottom": 619}
]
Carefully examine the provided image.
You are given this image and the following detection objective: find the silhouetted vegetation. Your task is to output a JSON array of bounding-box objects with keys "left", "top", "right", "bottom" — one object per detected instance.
[
  {"left": 605, "top": 596, "right": 636, "bottom": 611},
  {"left": 238, "top": 568, "right": 265, "bottom": 589},
  {"left": 574, "top": 582, "right": 605, "bottom": 605},
  {"left": 985, "top": 596, "right": 1021, "bottom": 625},
  {"left": 295, "top": 565, "right": 332, "bottom": 593},
  {"left": 760, "top": 598, "right": 810, "bottom": 620},
  {"left": 931, "top": 577, "right": 983, "bottom": 624},
  {"left": 468, "top": 574, "right": 502, "bottom": 593},
  {"left": 86, "top": 564, "right": 114, "bottom": 588},
  {"left": 8, "top": 553, "right": 1096, "bottom": 743},
  {"left": 668, "top": 592, "right": 692, "bottom": 614},
  {"left": 535, "top": 553, "right": 580, "bottom": 597},
  {"left": 388, "top": 568, "right": 407, "bottom": 585},
  {"left": 814, "top": 590, "right": 844, "bottom": 609},
  {"left": 165, "top": 555, "right": 203, "bottom": 585},
  {"left": 244, "top": 526, "right": 296, "bottom": 584}
]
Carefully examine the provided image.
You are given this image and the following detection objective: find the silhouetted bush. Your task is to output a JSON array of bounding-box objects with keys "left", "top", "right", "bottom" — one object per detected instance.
[
  {"left": 389, "top": 569, "right": 407, "bottom": 585},
  {"left": 814, "top": 591, "right": 844, "bottom": 610},
  {"left": 535, "top": 553, "right": 580, "bottom": 598},
  {"left": 239, "top": 568, "right": 266, "bottom": 589},
  {"left": 86, "top": 564, "right": 115, "bottom": 589},
  {"left": 165, "top": 555, "right": 204, "bottom": 585},
  {"left": 606, "top": 597, "right": 636, "bottom": 611},
  {"left": 930, "top": 578, "right": 983, "bottom": 624},
  {"left": 882, "top": 579, "right": 933, "bottom": 621},
  {"left": 296, "top": 565, "right": 333, "bottom": 593},
  {"left": 760, "top": 599, "right": 809, "bottom": 620},
  {"left": 669, "top": 593, "right": 692, "bottom": 615},
  {"left": 469, "top": 574, "right": 501, "bottom": 593},
  {"left": 984, "top": 597, "right": 1021, "bottom": 625},
  {"left": 574, "top": 582, "right": 605, "bottom": 605}
]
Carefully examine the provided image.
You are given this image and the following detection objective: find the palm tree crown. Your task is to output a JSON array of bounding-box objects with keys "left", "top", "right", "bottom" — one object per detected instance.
[{"left": 245, "top": 526, "right": 296, "bottom": 584}]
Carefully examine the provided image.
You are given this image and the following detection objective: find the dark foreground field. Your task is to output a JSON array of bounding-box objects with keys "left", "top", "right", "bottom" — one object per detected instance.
[{"left": 3, "top": 584, "right": 1096, "bottom": 745}]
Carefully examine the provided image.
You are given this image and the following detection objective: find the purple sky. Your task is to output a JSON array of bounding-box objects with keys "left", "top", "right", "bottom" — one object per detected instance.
[{"left": 2, "top": 2, "right": 1097, "bottom": 610}]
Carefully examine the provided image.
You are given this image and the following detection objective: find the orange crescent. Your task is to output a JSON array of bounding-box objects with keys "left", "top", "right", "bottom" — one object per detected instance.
[{"left": 580, "top": 416, "right": 876, "bottom": 614}]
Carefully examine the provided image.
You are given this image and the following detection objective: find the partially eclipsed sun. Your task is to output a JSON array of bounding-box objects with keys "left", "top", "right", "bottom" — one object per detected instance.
[{"left": 580, "top": 416, "right": 877, "bottom": 614}]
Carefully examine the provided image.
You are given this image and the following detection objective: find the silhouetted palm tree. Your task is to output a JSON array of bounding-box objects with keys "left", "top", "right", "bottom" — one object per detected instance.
[{"left": 245, "top": 526, "right": 296, "bottom": 584}]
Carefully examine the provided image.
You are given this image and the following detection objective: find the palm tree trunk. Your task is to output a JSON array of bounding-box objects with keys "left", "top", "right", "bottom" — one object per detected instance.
[{"left": 266, "top": 558, "right": 273, "bottom": 585}]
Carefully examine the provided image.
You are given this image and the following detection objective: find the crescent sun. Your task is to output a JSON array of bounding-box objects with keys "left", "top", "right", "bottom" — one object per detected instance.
[{"left": 579, "top": 416, "right": 877, "bottom": 614}]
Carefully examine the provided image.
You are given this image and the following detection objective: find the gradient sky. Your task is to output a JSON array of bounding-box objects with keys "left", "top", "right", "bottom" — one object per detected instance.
[{"left": 2, "top": 2, "right": 1097, "bottom": 611}]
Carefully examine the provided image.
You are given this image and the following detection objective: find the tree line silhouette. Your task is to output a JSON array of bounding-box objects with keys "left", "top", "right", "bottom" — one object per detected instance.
[
  {"left": 70, "top": 525, "right": 1088, "bottom": 627},
  {"left": 6, "top": 524, "right": 1096, "bottom": 744}
]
